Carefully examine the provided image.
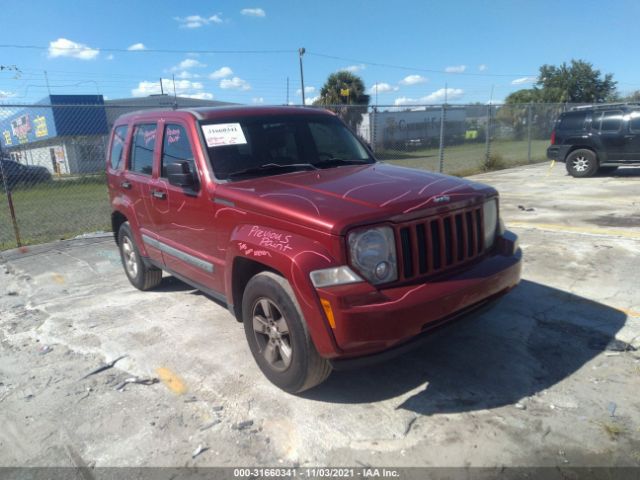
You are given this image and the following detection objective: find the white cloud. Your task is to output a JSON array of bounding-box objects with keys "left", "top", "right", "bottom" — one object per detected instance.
[
  {"left": 296, "top": 86, "right": 316, "bottom": 96},
  {"left": 393, "top": 88, "right": 464, "bottom": 106},
  {"left": 399, "top": 75, "right": 427, "bottom": 86},
  {"left": 511, "top": 76, "right": 537, "bottom": 85},
  {"left": 127, "top": 43, "right": 146, "bottom": 51},
  {"left": 219, "top": 76, "right": 251, "bottom": 91},
  {"left": 172, "top": 58, "right": 206, "bottom": 71},
  {"left": 0, "top": 90, "right": 16, "bottom": 99},
  {"left": 478, "top": 64, "right": 488, "bottom": 72},
  {"left": 132, "top": 78, "right": 207, "bottom": 97},
  {"left": 369, "top": 83, "right": 398, "bottom": 94},
  {"left": 48, "top": 38, "right": 99, "bottom": 60},
  {"left": 174, "top": 14, "right": 223, "bottom": 28},
  {"left": 342, "top": 64, "right": 365, "bottom": 73},
  {"left": 209, "top": 66, "right": 233, "bottom": 79},
  {"left": 305, "top": 95, "right": 319, "bottom": 105},
  {"left": 445, "top": 65, "right": 466, "bottom": 73},
  {"left": 182, "top": 92, "right": 214, "bottom": 100},
  {"left": 175, "top": 71, "right": 201, "bottom": 79},
  {"left": 423, "top": 88, "right": 464, "bottom": 102},
  {"left": 106, "top": 54, "right": 115, "bottom": 61},
  {"left": 241, "top": 8, "right": 266, "bottom": 17},
  {"left": 252, "top": 97, "right": 265, "bottom": 104}
]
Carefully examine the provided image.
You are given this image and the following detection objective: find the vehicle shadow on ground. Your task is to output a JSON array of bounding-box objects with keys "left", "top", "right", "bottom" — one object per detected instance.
[
  {"left": 302, "top": 280, "right": 627, "bottom": 415},
  {"left": 598, "top": 167, "right": 640, "bottom": 177}
]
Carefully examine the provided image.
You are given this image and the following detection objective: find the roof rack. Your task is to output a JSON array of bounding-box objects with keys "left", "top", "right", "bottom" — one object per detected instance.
[{"left": 570, "top": 102, "right": 640, "bottom": 111}]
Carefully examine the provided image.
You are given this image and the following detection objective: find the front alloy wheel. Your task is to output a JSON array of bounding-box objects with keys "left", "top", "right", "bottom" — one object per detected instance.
[
  {"left": 252, "top": 298, "right": 293, "bottom": 372},
  {"left": 241, "top": 272, "right": 332, "bottom": 393}
]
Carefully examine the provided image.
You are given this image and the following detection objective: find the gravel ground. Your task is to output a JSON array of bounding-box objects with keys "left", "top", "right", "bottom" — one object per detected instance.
[{"left": 1, "top": 163, "right": 639, "bottom": 471}]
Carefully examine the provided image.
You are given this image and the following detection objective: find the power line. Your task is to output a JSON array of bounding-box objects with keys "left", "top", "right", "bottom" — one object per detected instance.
[
  {"left": 0, "top": 44, "right": 296, "bottom": 55},
  {"left": 306, "top": 52, "right": 538, "bottom": 78}
]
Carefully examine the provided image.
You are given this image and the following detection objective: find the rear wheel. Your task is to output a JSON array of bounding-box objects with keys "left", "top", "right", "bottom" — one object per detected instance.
[
  {"left": 117, "top": 222, "right": 162, "bottom": 291},
  {"left": 566, "top": 149, "right": 598, "bottom": 177},
  {"left": 242, "top": 271, "right": 331, "bottom": 393}
]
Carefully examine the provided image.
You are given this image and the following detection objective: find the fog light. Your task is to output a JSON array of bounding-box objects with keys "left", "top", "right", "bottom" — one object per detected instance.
[{"left": 375, "top": 261, "right": 390, "bottom": 279}]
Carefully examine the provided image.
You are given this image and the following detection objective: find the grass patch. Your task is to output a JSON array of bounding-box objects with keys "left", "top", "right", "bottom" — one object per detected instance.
[
  {"left": 0, "top": 180, "right": 111, "bottom": 250},
  {"left": 378, "top": 139, "right": 549, "bottom": 175}
]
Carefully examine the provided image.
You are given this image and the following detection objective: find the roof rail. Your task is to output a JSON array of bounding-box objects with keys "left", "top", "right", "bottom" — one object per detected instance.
[{"left": 570, "top": 102, "right": 640, "bottom": 111}]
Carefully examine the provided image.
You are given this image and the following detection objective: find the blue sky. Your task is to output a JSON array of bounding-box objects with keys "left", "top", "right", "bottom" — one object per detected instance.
[{"left": 1, "top": 0, "right": 639, "bottom": 106}]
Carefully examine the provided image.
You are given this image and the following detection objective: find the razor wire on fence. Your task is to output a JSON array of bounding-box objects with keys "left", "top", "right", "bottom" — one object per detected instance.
[{"left": 0, "top": 100, "right": 568, "bottom": 250}]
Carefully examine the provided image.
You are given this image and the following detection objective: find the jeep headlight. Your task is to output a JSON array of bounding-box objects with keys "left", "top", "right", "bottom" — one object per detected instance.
[
  {"left": 348, "top": 226, "right": 397, "bottom": 285},
  {"left": 483, "top": 198, "right": 498, "bottom": 250}
]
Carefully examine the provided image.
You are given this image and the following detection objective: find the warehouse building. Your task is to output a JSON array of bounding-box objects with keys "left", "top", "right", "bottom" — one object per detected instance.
[{"left": 0, "top": 94, "right": 235, "bottom": 175}]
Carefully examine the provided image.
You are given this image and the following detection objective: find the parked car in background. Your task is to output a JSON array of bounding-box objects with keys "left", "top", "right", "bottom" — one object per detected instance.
[
  {"left": 0, "top": 157, "right": 52, "bottom": 190},
  {"left": 547, "top": 102, "right": 640, "bottom": 177},
  {"left": 106, "top": 106, "right": 521, "bottom": 393}
]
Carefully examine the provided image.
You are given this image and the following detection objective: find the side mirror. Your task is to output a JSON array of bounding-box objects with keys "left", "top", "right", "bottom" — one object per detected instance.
[{"left": 167, "top": 161, "right": 197, "bottom": 189}]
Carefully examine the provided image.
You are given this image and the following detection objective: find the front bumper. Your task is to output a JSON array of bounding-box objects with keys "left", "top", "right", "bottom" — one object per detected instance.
[{"left": 316, "top": 232, "right": 522, "bottom": 359}]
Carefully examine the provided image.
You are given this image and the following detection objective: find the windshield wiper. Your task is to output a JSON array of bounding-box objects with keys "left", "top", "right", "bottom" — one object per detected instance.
[
  {"left": 315, "top": 158, "right": 371, "bottom": 168},
  {"left": 227, "top": 162, "right": 318, "bottom": 179}
]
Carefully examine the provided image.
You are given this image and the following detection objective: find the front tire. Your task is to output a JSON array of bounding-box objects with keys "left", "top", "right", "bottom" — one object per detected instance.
[
  {"left": 242, "top": 271, "right": 331, "bottom": 393},
  {"left": 117, "top": 222, "right": 162, "bottom": 291},
  {"left": 566, "top": 149, "right": 598, "bottom": 177}
]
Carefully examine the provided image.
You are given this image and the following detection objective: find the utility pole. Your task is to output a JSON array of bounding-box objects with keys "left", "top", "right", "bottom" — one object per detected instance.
[
  {"left": 44, "top": 70, "right": 51, "bottom": 95},
  {"left": 298, "top": 48, "right": 306, "bottom": 106},
  {"left": 160, "top": 77, "right": 164, "bottom": 95},
  {"left": 172, "top": 74, "right": 177, "bottom": 109}
]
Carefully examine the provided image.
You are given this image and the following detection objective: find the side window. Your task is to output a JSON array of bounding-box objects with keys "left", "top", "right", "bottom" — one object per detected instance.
[
  {"left": 161, "top": 124, "right": 196, "bottom": 177},
  {"left": 600, "top": 110, "right": 623, "bottom": 132},
  {"left": 109, "top": 125, "right": 128, "bottom": 170},
  {"left": 130, "top": 123, "right": 157, "bottom": 175},
  {"left": 591, "top": 112, "right": 602, "bottom": 131},
  {"left": 629, "top": 111, "right": 640, "bottom": 134},
  {"left": 558, "top": 112, "right": 587, "bottom": 131}
]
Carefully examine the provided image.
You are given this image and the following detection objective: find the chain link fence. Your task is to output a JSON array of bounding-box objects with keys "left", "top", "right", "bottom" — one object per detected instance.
[{"left": 0, "top": 101, "right": 568, "bottom": 250}]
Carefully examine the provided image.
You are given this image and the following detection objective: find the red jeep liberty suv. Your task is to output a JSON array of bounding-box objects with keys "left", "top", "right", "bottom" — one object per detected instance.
[{"left": 106, "top": 106, "right": 521, "bottom": 393}]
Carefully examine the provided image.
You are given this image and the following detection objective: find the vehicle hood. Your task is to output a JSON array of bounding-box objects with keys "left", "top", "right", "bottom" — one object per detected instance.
[{"left": 215, "top": 163, "right": 497, "bottom": 235}]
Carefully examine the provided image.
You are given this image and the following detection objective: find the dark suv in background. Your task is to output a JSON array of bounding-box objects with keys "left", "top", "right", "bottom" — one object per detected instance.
[{"left": 547, "top": 103, "right": 640, "bottom": 177}]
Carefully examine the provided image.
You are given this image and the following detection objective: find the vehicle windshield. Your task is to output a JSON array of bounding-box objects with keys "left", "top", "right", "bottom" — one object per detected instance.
[{"left": 199, "top": 114, "right": 374, "bottom": 180}]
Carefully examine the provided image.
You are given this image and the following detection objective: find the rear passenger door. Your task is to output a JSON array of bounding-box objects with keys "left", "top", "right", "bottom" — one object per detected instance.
[
  {"left": 122, "top": 122, "right": 164, "bottom": 264},
  {"left": 625, "top": 110, "right": 640, "bottom": 161},
  {"left": 592, "top": 110, "right": 626, "bottom": 162}
]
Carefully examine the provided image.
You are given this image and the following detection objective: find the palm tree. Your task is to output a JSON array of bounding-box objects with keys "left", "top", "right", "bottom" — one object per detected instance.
[{"left": 314, "top": 71, "right": 370, "bottom": 131}]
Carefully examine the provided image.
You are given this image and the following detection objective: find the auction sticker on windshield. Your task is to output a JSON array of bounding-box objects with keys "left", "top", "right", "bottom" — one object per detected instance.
[{"left": 201, "top": 123, "right": 247, "bottom": 148}]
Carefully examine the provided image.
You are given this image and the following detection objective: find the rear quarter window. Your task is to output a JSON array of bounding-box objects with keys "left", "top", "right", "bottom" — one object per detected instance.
[
  {"left": 558, "top": 112, "right": 587, "bottom": 131},
  {"left": 109, "top": 125, "right": 128, "bottom": 170}
]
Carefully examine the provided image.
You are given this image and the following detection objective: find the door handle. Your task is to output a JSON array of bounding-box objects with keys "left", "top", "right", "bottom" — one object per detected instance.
[
  {"left": 121, "top": 181, "right": 132, "bottom": 190},
  {"left": 151, "top": 190, "right": 167, "bottom": 200}
]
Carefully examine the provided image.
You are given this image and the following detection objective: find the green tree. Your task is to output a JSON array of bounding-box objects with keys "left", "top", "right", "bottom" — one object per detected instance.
[
  {"left": 536, "top": 60, "right": 616, "bottom": 103},
  {"left": 314, "top": 71, "right": 370, "bottom": 131},
  {"left": 620, "top": 90, "right": 640, "bottom": 102},
  {"left": 505, "top": 60, "right": 616, "bottom": 105}
]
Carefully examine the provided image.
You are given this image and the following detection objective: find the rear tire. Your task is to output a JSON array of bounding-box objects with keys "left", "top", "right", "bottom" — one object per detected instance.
[
  {"left": 117, "top": 222, "right": 162, "bottom": 291},
  {"left": 566, "top": 149, "right": 598, "bottom": 177},
  {"left": 242, "top": 271, "right": 331, "bottom": 393}
]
